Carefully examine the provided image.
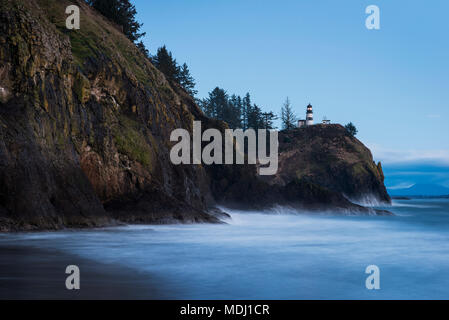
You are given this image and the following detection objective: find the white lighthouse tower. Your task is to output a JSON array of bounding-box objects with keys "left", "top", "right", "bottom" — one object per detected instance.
[{"left": 305, "top": 104, "right": 314, "bottom": 126}]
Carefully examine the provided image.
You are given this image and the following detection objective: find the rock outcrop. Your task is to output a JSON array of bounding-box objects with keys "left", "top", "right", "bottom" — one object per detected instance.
[
  {"left": 270, "top": 125, "right": 391, "bottom": 204},
  {"left": 0, "top": 0, "right": 391, "bottom": 231}
]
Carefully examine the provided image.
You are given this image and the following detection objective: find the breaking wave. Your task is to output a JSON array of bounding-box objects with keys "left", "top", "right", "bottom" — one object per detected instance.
[{"left": 345, "top": 194, "right": 391, "bottom": 207}]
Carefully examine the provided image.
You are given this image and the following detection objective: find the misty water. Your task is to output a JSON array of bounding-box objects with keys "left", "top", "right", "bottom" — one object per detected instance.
[{"left": 1, "top": 198, "right": 449, "bottom": 299}]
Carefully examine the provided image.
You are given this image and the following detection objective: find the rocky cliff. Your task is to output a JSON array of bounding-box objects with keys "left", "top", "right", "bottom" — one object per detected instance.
[
  {"left": 0, "top": 0, "right": 219, "bottom": 231},
  {"left": 0, "top": 0, "right": 390, "bottom": 231},
  {"left": 205, "top": 126, "right": 391, "bottom": 213},
  {"left": 271, "top": 124, "right": 391, "bottom": 204}
]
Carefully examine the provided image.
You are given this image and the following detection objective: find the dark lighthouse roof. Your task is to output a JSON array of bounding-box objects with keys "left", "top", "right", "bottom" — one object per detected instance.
[{"left": 306, "top": 104, "right": 313, "bottom": 114}]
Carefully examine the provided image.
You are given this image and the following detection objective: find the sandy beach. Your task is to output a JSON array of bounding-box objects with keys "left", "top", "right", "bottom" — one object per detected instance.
[{"left": 0, "top": 244, "right": 165, "bottom": 300}]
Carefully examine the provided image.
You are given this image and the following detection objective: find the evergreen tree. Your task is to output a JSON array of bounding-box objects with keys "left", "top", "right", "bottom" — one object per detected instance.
[
  {"left": 260, "top": 111, "right": 278, "bottom": 129},
  {"left": 152, "top": 46, "right": 180, "bottom": 83},
  {"left": 178, "top": 63, "right": 197, "bottom": 96},
  {"left": 247, "top": 104, "right": 263, "bottom": 129},
  {"left": 228, "top": 95, "right": 243, "bottom": 129},
  {"left": 281, "top": 97, "right": 296, "bottom": 130},
  {"left": 87, "top": 0, "right": 145, "bottom": 42},
  {"left": 242, "top": 93, "right": 252, "bottom": 130},
  {"left": 199, "top": 87, "right": 278, "bottom": 131},
  {"left": 197, "top": 98, "right": 213, "bottom": 118},
  {"left": 205, "top": 87, "right": 228, "bottom": 120},
  {"left": 199, "top": 89, "right": 242, "bottom": 129},
  {"left": 345, "top": 122, "right": 358, "bottom": 136},
  {"left": 152, "top": 46, "right": 198, "bottom": 97},
  {"left": 136, "top": 41, "right": 150, "bottom": 59}
]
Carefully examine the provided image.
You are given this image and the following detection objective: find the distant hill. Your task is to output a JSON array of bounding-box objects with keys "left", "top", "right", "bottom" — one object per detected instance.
[{"left": 389, "top": 184, "right": 449, "bottom": 197}]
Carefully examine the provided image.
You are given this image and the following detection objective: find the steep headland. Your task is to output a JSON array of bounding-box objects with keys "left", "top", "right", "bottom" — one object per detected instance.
[
  {"left": 273, "top": 124, "right": 390, "bottom": 204},
  {"left": 0, "top": 0, "right": 391, "bottom": 231},
  {"left": 206, "top": 125, "right": 391, "bottom": 214}
]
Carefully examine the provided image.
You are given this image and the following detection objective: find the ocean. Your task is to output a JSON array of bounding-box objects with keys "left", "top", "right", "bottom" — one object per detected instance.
[{"left": 1, "top": 198, "right": 449, "bottom": 299}]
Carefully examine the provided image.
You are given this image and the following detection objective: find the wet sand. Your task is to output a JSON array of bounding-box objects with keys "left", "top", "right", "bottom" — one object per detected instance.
[{"left": 0, "top": 245, "right": 166, "bottom": 299}]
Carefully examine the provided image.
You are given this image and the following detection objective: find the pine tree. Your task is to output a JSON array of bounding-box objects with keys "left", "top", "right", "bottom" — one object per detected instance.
[
  {"left": 209, "top": 87, "right": 228, "bottom": 120},
  {"left": 242, "top": 93, "right": 252, "bottom": 130},
  {"left": 152, "top": 47, "right": 198, "bottom": 97},
  {"left": 87, "top": 0, "right": 145, "bottom": 42},
  {"left": 345, "top": 122, "right": 358, "bottom": 136},
  {"left": 247, "top": 104, "right": 262, "bottom": 129},
  {"left": 178, "top": 63, "right": 197, "bottom": 96},
  {"left": 281, "top": 97, "right": 296, "bottom": 130},
  {"left": 152, "top": 46, "right": 180, "bottom": 83},
  {"left": 260, "top": 111, "right": 278, "bottom": 129},
  {"left": 197, "top": 98, "right": 213, "bottom": 118},
  {"left": 228, "top": 95, "right": 243, "bottom": 129},
  {"left": 199, "top": 89, "right": 243, "bottom": 129},
  {"left": 199, "top": 88, "right": 278, "bottom": 131},
  {"left": 136, "top": 41, "right": 150, "bottom": 59}
]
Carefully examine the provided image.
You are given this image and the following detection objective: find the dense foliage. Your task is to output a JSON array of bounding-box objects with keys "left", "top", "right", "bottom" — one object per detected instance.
[
  {"left": 198, "top": 88, "right": 278, "bottom": 130},
  {"left": 152, "top": 46, "right": 198, "bottom": 96}
]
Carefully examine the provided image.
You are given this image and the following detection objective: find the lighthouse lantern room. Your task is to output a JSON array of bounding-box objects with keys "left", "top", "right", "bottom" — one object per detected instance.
[
  {"left": 305, "top": 104, "right": 314, "bottom": 126},
  {"left": 297, "top": 104, "right": 319, "bottom": 128}
]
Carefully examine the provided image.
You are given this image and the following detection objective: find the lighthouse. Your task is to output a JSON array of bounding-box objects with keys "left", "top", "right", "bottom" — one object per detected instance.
[
  {"left": 305, "top": 104, "right": 314, "bottom": 126},
  {"left": 297, "top": 103, "right": 324, "bottom": 128}
]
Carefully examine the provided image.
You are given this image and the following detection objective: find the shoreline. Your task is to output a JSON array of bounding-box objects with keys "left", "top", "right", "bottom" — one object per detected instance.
[
  {"left": 0, "top": 201, "right": 394, "bottom": 233},
  {"left": 0, "top": 244, "right": 167, "bottom": 299}
]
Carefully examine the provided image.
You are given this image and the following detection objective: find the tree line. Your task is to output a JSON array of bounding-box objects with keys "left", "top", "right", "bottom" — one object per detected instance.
[
  {"left": 84, "top": 1, "right": 286, "bottom": 131},
  {"left": 197, "top": 88, "right": 278, "bottom": 130},
  {"left": 85, "top": 1, "right": 358, "bottom": 135},
  {"left": 151, "top": 46, "right": 197, "bottom": 96}
]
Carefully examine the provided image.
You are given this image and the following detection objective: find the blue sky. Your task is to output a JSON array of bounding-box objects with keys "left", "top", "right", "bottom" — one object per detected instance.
[{"left": 133, "top": 0, "right": 449, "bottom": 187}]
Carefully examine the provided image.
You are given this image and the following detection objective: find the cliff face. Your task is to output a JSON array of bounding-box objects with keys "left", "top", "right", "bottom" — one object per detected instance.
[
  {"left": 271, "top": 125, "right": 391, "bottom": 204},
  {"left": 0, "top": 0, "right": 217, "bottom": 230},
  {"left": 0, "top": 0, "right": 391, "bottom": 231}
]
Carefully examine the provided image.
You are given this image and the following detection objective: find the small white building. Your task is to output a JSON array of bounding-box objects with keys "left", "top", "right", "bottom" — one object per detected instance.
[{"left": 297, "top": 119, "right": 306, "bottom": 127}]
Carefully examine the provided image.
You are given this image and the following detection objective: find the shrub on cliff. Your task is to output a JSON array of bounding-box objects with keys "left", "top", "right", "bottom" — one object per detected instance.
[{"left": 345, "top": 122, "right": 358, "bottom": 136}]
